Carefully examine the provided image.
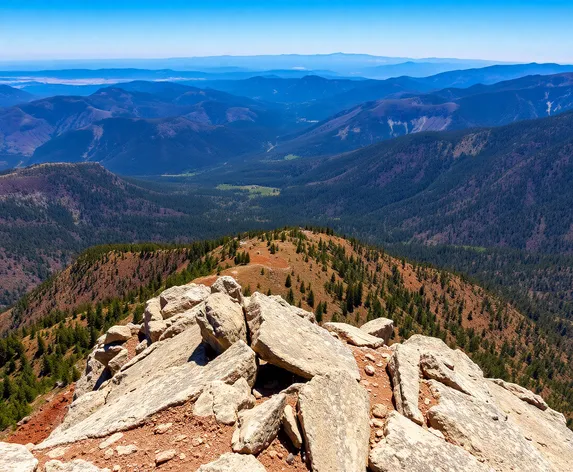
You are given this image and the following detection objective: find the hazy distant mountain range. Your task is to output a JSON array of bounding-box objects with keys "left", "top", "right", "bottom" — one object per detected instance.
[{"left": 3, "top": 62, "right": 573, "bottom": 174}]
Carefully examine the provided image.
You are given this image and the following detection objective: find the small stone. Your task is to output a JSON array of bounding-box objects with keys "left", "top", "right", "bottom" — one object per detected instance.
[
  {"left": 47, "top": 446, "right": 69, "bottom": 459},
  {"left": 155, "top": 449, "right": 177, "bottom": 465},
  {"left": 113, "top": 466, "right": 121, "bottom": 472},
  {"left": 192, "top": 437, "right": 204, "bottom": 447},
  {"left": 286, "top": 453, "right": 295, "bottom": 465},
  {"left": 154, "top": 423, "right": 172, "bottom": 434},
  {"left": 116, "top": 445, "right": 138, "bottom": 456},
  {"left": 104, "top": 448, "right": 114, "bottom": 459},
  {"left": 179, "top": 453, "right": 186, "bottom": 460},
  {"left": 364, "top": 365, "right": 376, "bottom": 376},
  {"left": 173, "top": 435, "right": 187, "bottom": 443},
  {"left": 375, "top": 429, "right": 384, "bottom": 438},
  {"left": 424, "top": 398, "right": 431, "bottom": 405},
  {"left": 253, "top": 389, "right": 263, "bottom": 400},
  {"left": 365, "top": 353, "right": 376, "bottom": 362},
  {"left": 99, "top": 432, "right": 124, "bottom": 449},
  {"left": 372, "top": 418, "right": 385, "bottom": 428},
  {"left": 269, "top": 450, "right": 277, "bottom": 459},
  {"left": 372, "top": 404, "right": 388, "bottom": 419}
]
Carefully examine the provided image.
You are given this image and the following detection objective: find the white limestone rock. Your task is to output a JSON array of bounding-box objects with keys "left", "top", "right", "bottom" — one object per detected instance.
[
  {"left": 324, "top": 322, "right": 385, "bottom": 348},
  {"left": 197, "top": 453, "right": 267, "bottom": 472},
  {"left": 0, "top": 442, "right": 38, "bottom": 472},
  {"left": 231, "top": 393, "right": 287, "bottom": 454},
  {"left": 246, "top": 292, "right": 359, "bottom": 380},
  {"left": 360, "top": 317, "right": 394, "bottom": 343},
  {"left": 297, "top": 370, "right": 370, "bottom": 472}
]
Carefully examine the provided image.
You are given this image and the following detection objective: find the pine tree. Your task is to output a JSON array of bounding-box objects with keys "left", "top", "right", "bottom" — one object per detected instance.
[{"left": 285, "top": 274, "right": 292, "bottom": 288}]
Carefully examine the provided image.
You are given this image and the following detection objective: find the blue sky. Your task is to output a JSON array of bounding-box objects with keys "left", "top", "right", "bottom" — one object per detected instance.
[{"left": 1, "top": 0, "right": 572, "bottom": 62}]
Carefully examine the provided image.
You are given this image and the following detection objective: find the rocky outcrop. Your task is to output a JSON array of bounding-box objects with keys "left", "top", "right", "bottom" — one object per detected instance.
[
  {"left": 44, "top": 460, "right": 110, "bottom": 472},
  {"left": 197, "top": 293, "right": 248, "bottom": 353},
  {"left": 298, "top": 370, "right": 370, "bottom": 472},
  {"left": 38, "top": 340, "right": 257, "bottom": 448},
  {"left": 324, "top": 321, "right": 385, "bottom": 348},
  {"left": 369, "top": 411, "right": 491, "bottom": 472},
  {"left": 18, "top": 278, "right": 573, "bottom": 472},
  {"left": 246, "top": 292, "right": 359, "bottom": 380},
  {"left": 360, "top": 317, "right": 394, "bottom": 342},
  {"left": 194, "top": 378, "right": 255, "bottom": 425},
  {"left": 387, "top": 344, "right": 424, "bottom": 425},
  {"left": 197, "top": 453, "right": 267, "bottom": 471},
  {"left": 0, "top": 442, "right": 38, "bottom": 472},
  {"left": 231, "top": 393, "right": 287, "bottom": 454}
]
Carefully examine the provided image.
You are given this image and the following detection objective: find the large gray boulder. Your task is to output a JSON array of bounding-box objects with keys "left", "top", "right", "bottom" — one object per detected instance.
[
  {"left": 231, "top": 393, "right": 287, "bottom": 454},
  {"left": 197, "top": 453, "right": 267, "bottom": 472},
  {"left": 427, "top": 379, "right": 554, "bottom": 472},
  {"left": 211, "top": 276, "right": 244, "bottom": 304},
  {"left": 298, "top": 370, "right": 370, "bottom": 472},
  {"left": 93, "top": 344, "right": 124, "bottom": 367},
  {"left": 196, "top": 292, "right": 248, "bottom": 353},
  {"left": 387, "top": 344, "right": 424, "bottom": 425},
  {"left": 369, "top": 411, "right": 491, "bottom": 472},
  {"left": 159, "top": 283, "right": 210, "bottom": 318},
  {"left": 44, "top": 460, "right": 110, "bottom": 472},
  {"left": 360, "top": 317, "right": 393, "bottom": 343},
  {"left": 38, "top": 340, "right": 257, "bottom": 449},
  {"left": 488, "top": 379, "right": 573, "bottom": 472},
  {"left": 0, "top": 442, "right": 38, "bottom": 472},
  {"left": 103, "top": 325, "right": 132, "bottom": 345},
  {"left": 246, "top": 292, "right": 359, "bottom": 380},
  {"left": 194, "top": 378, "right": 255, "bottom": 425},
  {"left": 419, "top": 352, "right": 472, "bottom": 396},
  {"left": 324, "top": 322, "right": 385, "bottom": 348}
]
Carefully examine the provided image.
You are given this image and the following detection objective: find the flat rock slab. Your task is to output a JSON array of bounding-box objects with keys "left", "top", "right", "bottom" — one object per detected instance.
[
  {"left": 360, "top": 317, "right": 393, "bottom": 343},
  {"left": 160, "top": 284, "right": 210, "bottom": 318},
  {"left": 197, "top": 452, "right": 267, "bottom": 471},
  {"left": 369, "top": 411, "right": 491, "bottom": 472},
  {"left": 38, "top": 341, "right": 257, "bottom": 449},
  {"left": 246, "top": 292, "right": 359, "bottom": 380},
  {"left": 387, "top": 343, "right": 424, "bottom": 425},
  {"left": 492, "top": 378, "right": 548, "bottom": 410},
  {"left": 232, "top": 393, "right": 286, "bottom": 454},
  {"left": 488, "top": 379, "right": 573, "bottom": 472},
  {"left": 0, "top": 442, "right": 38, "bottom": 472},
  {"left": 45, "top": 460, "right": 110, "bottom": 472},
  {"left": 427, "top": 380, "right": 554, "bottom": 472},
  {"left": 324, "top": 322, "right": 385, "bottom": 348},
  {"left": 298, "top": 370, "right": 370, "bottom": 472}
]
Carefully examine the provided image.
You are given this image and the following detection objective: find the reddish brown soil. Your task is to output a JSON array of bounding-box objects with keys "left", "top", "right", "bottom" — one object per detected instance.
[{"left": 6, "top": 386, "right": 74, "bottom": 445}]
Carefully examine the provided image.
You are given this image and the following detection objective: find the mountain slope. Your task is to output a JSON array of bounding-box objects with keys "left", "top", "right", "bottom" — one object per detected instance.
[
  {"left": 0, "top": 163, "right": 271, "bottom": 306},
  {"left": 263, "top": 110, "right": 573, "bottom": 254},
  {"left": 0, "top": 85, "right": 35, "bottom": 108},
  {"left": 271, "top": 73, "right": 573, "bottom": 157},
  {"left": 0, "top": 82, "right": 291, "bottom": 169},
  {"left": 2, "top": 229, "right": 572, "bottom": 435}
]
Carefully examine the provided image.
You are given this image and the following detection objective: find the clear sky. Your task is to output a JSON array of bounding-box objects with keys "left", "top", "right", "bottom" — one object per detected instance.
[{"left": 1, "top": 0, "right": 572, "bottom": 62}]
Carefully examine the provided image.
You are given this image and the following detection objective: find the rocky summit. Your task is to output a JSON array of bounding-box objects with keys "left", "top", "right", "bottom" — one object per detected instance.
[{"left": 2, "top": 276, "right": 572, "bottom": 471}]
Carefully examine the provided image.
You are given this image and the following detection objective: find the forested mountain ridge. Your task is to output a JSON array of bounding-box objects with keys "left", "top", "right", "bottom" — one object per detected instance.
[
  {"left": 269, "top": 72, "right": 573, "bottom": 157},
  {"left": 258, "top": 109, "right": 573, "bottom": 254},
  {"left": 0, "top": 85, "right": 35, "bottom": 108},
  {"left": 1, "top": 229, "right": 572, "bottom": 433},
  {"left": 0, "top": 162, "right": 270, "bottom": 307},
  {"left": 0, "top": 82, "right": 293, "bottom": 172}
]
